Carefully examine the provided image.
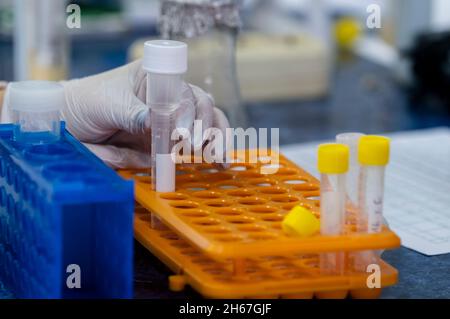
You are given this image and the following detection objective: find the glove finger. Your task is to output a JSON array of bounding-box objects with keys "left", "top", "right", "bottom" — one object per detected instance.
[
  {"left": 116, "top": 93, "right": 151, "bottom": 135},
  {"left": 209, "top": 107, "right": 231, "bottom": 168},
  {"left": 103, "top": 130, "right": 150, "bottom": 154},
  {"left": 175, "top": 97, "right": 195, "bottom": 132},
  {"left": 83, "top": 143, "right": 150, "bottom": 169},
  {"left": 212, "top": 107, "right": 230, "bottom": 135},
  {"left": 190, "top": 84, "right": 214, "bottom": 150}
]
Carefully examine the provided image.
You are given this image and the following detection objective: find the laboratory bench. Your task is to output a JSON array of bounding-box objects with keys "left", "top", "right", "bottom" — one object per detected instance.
[{"left": 1, "top": 35, "right": 450, "bottom": 299}]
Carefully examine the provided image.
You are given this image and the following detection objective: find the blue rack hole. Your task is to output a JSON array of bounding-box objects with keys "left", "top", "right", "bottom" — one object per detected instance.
[
  {"left": 24, "top": 144, "right": 77, "bottom": 161},
  {"left": 42, "top": 162, "right": 94, "bottom": 181}
]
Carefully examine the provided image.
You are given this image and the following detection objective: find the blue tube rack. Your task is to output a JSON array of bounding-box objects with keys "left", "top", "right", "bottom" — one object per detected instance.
[{"left": 0, "top": 123, "right": 134, "bottom": 298}]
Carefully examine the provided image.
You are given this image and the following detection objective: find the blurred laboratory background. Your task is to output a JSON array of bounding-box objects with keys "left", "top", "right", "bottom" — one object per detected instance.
[{"left": 1, "top": 0, "right": 450, "bottom": 140}]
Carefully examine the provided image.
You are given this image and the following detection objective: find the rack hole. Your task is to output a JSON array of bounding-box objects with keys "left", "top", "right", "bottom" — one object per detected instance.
[
  {"left": 205, "top": 199, "right": 232, "bottom": 207},
  {"left": 262, "top": 215, "right": 284, "bottom": 222},
  {"left": 184, "top": 182, "right": 209, "bottom": 191},
  {"left": 283, "top": 179, "right": 307, "bottom": 184},
  {"left": 261, "top": 163, "right": 283, "bottom": 170},
  {"left": 179, "top": 210, "right": 209, "bottom": 218},
  {"left": 218, "top": 184, "right": 238, "bottom": 189},
  {"left": 230, "top": 165, "right": 247, "bottom": 171},
  {"left": 258, "top": 187, "right": 287, "bottom": 194},
  {"left": 192, "top": 191, "right": 221, "bottom": 199},
  {"left": 249, "top": 205, "right": 278, "bottom": 214},
  {"left": 271, "top": 195, "right": 299, "bottom": 203},
  {"left": 135, "top": 172, "right": 150, "bottom": 177},
  {"left": 194, "top": 218, "right": 221, "bottom": 226},
  {"left": 160, "top": 193, "right": 188, "bottom": 200},
  {"left": 227, "top": 189, "right": 255, "bottom": 197},
  {"left": 238, "top": 197, "right": 267, "bottom": 205},
  {"left": 200, "top": 168, "right": 219, "bottom": 174},
  {"left": 170, "top": 201, "right": 199, "bottom": 209},
  {"left": 215, "top": 208, "right": 243, "bottom": 216},
  {"left": 226, "top": 217, "right": 254, "bottom": 224}
]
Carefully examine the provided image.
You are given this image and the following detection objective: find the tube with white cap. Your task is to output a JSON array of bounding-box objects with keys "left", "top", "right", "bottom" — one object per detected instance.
[
  {"left": 142, "top": 40, "right": 187, "bottom": 192},
  {"left": 7, "top": 81, "right": 64, "bottom": 144},
  {"left": 335, "top": 132, "right": 365, "bottom": 220}
]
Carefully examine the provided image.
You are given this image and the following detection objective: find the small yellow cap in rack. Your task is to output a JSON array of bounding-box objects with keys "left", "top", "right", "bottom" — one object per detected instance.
[
  {"left": 282, "top": 206, "right": 320, "bottom": 237},
  {"left": 317, "top": 143, "right": 349, "bottom": 174},
  {"left": 358, "top": 135, "right": 390, "bottom": 166}
]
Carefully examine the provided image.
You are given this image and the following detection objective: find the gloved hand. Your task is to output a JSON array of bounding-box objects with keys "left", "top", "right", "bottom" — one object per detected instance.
[{"left": 1, "top": 60, "right": 229, "bottom": 168}]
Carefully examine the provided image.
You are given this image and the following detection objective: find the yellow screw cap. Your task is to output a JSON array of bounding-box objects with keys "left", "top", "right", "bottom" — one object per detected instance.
[
  {"left": 334, "top": 17, "right": 362, "bottom": 49},
  {"left": 317, "top": 143, "right": 349, "bottom": 174},
  {"left": 358, "top": 135, "right": 390, "bottom": 166},
  {"left": 282, "top": 206, "right": 320, "bottom": 237}
]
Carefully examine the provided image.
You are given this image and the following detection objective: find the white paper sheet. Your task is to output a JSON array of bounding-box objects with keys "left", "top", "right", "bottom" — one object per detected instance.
[{"left": 281, "top": 127, "right": 450, "bottom": 256}]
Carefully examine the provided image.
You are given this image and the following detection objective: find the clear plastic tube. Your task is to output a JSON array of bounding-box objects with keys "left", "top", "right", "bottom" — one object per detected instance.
[
  {"left": 354, "top": 165, "right": 386, "bottom": 270},
  {"left": 358, "top": 165, "right": 386, "bottom": 234},
  {"left": 355, "top": 135, "right": 389, "bottom": 271},
  {"left": 335, "top": 133, "right": 365, "bottom": 210},
  {"left": 147, "top": 73, "right": 183, "bottom": 192},
  {"left": 320, "top": 173, "right": 346, "bottom": 275},
  {"left": 8, "top": 81, "right": 64, "bottom": 144}
]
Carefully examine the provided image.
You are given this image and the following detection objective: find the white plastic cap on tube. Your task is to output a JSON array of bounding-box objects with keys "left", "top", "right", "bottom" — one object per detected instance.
[
  {"left": 143, "top": 40, "right": 187, "bottom": 75},
  {"left": 8, "top": 81, "right": 65, "bottom": 113}
]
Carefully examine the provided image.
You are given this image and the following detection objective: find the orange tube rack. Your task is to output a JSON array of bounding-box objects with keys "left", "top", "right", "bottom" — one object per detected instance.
[{"left": 119, "top": 150, "right": 400, "bottom": 298}]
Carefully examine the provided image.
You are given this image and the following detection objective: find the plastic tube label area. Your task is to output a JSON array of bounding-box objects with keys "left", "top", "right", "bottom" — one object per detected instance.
[
  {"left": 156, "top": 154, "right": 175, "bottom": 192},
  {"left": 360, "top": 166, "right": 385, "bottom": 233}
]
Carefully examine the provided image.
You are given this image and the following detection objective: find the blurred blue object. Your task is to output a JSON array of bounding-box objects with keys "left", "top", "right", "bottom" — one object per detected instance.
[{"left": 0, "top": 123, "right": 134, "bottom": 298}]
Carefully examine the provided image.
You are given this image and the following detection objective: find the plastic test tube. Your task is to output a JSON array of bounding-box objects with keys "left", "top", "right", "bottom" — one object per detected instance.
[
  {"left": 335, "top": 133, "right": 365, "bottom": 208},
  {"left": 358, "top": 135, "right": 390, "bottom": 234},
  {"left": 356, "top": 135, "right": 390, "bottom": 269},
  {"left": 143, "top": 40, "right": 187, "bottom": 192},
  {"left": 7, "top": 81, "right": 63, "bottom": 144},
  {"left": 317, "top": 143, "right": 349, "bottom": 275}
]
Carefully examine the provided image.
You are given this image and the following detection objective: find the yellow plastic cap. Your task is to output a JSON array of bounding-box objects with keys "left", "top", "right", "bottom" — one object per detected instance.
[
  {"left": 317, "top": 143, "right": 349, "bottom": 174},
  {"left": 358, "top": 135, "right": 390, "bottom": 166},
  {"left": 282, "top": 206, "right": 320, "bottom": 237},
  {"left": 334, "top": 17, "right": 362, "bottom": 49}
]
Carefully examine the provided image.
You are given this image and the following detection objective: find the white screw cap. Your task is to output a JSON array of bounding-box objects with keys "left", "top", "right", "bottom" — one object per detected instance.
[
  {"left": 8, "top": 81, "right": 65, "bottom": 113},
  {"left": 143, "top": 40, "right": 188, "bottom": 75}
]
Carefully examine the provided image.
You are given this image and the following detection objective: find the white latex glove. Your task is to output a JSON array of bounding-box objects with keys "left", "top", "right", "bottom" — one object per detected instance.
[{"left": 1, "top": 60, "right": 229, "bottom": 168}]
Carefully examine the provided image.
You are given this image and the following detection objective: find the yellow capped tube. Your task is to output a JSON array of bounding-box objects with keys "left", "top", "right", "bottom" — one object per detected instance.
[{"left": 317, "top": 143, "right": 349, "bottom": 275}]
